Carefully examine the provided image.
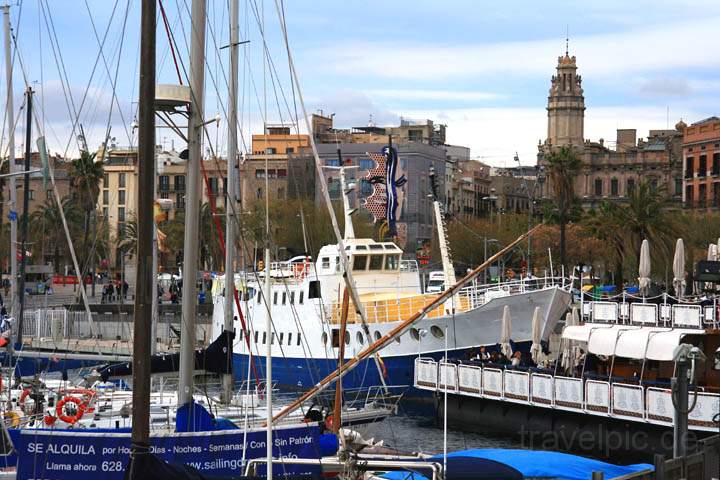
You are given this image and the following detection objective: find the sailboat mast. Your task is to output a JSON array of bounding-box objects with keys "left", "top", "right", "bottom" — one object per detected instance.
[
  {"left": 222, "top": 0, "right": 239, "bottom": 403},
  {"left": 128, "top": 0, "right": 155, "bottom": 455},
  {"left": 1, "top": 6, "right": 17, "bottom": 318},
  {"left": 178, "top": 0, "right": 206, "bottom": 408},
  {"left": 17, "top": 87, "right": 32, "bottom": 346}
]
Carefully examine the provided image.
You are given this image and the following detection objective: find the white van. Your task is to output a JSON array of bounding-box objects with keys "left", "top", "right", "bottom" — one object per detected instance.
[{"left": 426, "top": 271, "right": 445, "bottom": 294}]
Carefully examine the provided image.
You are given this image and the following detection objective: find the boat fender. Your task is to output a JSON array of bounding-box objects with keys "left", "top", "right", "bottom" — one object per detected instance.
[
  {"left": 56, "top": 396, "right": 85, "bottom": 424},
  {"left": 3, "top": 411, "right": 20, "bottom": 428},
  {"left": 43, "top": 414, "right": 56, "bottom": 426}
]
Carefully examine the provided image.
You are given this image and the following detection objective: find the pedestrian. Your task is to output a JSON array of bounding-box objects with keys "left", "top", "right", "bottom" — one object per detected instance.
[
  {"left": 122, "top": 280, "right": 129, "bottom": 300},
  {"left": 101, "top": 284, "right": 107, "bottom": 304},
  {"left": 107, "top": 282, "right": 115, "bottom": 302}
]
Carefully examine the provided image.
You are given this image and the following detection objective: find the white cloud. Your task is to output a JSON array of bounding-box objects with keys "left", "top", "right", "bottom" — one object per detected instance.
[
  {"left": 312, "top": 17, "right": 720, "bottom": 81},
  {"left": 367, "top": 89, "right": 503, "bottom": 102}
]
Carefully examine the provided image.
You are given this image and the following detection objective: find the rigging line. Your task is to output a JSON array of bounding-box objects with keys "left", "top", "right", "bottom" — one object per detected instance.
[
  {"left": 39, "top": 0, "right": 119, "bottom": 156},
  {"left": 83, "top": 0, "right": 133, "bottom": 145},
  {"left": 158, "top": 0, "right": 183, "bottom": 85}
]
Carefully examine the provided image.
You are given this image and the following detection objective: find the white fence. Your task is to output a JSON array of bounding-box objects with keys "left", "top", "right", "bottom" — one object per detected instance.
[
  {"left": 414, "top": 358, "right": 720, "bottom": 432},
  {"left": 582, "top": 300, "right": 713, "bottom": 329}
]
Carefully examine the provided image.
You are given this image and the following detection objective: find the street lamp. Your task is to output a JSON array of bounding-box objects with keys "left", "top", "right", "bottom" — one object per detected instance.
[
  {"left": 481, "top": 188, "right": 498, "bottom": 223},
  {"left": 483, "top": 238, "right": 498, "bottom": 284}
]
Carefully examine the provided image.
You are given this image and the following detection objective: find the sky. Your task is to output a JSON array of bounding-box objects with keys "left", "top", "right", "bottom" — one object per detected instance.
[{"left": 2, "top": 0, "right": 720, "bottom": 167}]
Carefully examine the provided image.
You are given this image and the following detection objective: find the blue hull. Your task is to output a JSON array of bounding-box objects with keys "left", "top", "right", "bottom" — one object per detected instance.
[{"left": 235, "top": 341, "right": 531, "bottom": 391}]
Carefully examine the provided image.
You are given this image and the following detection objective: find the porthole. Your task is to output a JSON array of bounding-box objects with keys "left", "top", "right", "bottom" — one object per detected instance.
[
  {"left": 410, "top": 328, "right": 420, "bottom": 341},
  {"left": 430, "top": 325, "right": 445, "bottom": 339},
  {"left": 374, "top": 331, "right": 381, "bottom": 342},
  {"left": 356, "top": 331, "right": 364, "bottom": 345},
  {"left": 345, "top": 332, "right": 350, "bottom": 345}
]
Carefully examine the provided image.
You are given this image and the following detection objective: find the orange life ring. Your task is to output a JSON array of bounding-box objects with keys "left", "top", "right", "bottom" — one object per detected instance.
[
  {"left": 57, "top": 388, "right": 97, "bottom": 413},
  {"left": 18, "top": 388, "right": 31, "bottom": 410},
  {"left": 56, "top": 396, "right": 85, "bottom": 424}
]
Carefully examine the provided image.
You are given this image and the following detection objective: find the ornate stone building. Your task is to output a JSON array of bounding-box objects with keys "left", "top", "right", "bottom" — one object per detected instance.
[{"left": 538, "top": 50, "right": 683, "bottom": 207}]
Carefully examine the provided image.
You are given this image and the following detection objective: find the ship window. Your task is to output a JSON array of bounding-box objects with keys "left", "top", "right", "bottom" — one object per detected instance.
[
  {"left": 238, "top": 329, "right": 243, "bottom": 341},
  {"left": 356, "top": 245, "right": 368, "bottom": 250},
  {"left": 385, "top": 255, "right": 400, "bottom": 270},
  {"left": 308, "top": 281, "right": 320, "bottom": 299},
  {"left": 282, "top": 292, "right": 287, "bottom": 305},
  {"left": 369, "top": 255, "right": 383, "bottom": 270},
  {"left": 345, "top": 332, "right": 350, "bottom": 345},
  {"left": 257, "top": 292, "right": 262, "bottom": 304},
  {"left": 332, "top": 329, "right": 340, "bottom": 348},
  {"left": 262, "top": 332, "right": 267, "bottom": 344},
  {"left": 369, "top": 244, "right": 383, "bottom": 250},
  {"left": 288, "top": 332, "right": 293, "bottom": 345},
  {"left": 297, "top": 333, "right": 302, "bottom": 346},
  {"left": 273, "top": 292, "right": 278, "bottom": 305},
  {"left": 254, "top": 331, "right": 259, "bottom": 343},
  {"left": 290, "top": 292, "right": 295, "bottom": 304},
  {"left": 353, "top": 255, "right": 368, "bottom": 270},
  {"left": 431, "top": 326, "right": 444, "bottom": 339},
  {"left": 321, "top": 257, "right": 330, "bottom": 269},
  {"left": 356, "top": 331, "right": 364, "bottom": 345},
  {"left": 374, "top": 331, "right": 381, "bottom": 342},
  {"left": 299, "top": 291, "right": 305, "bottom": 304},
  {"left": 321, "top": 332, "right": 328, "bottom": 346},
  {"left": 279, "top": 332, "right": 284, "bottom": 345},
  {"left": 271, "top": 332, "right": 275, "bottom": 345},
  {"left": 410, "top": 328, "right": 420, "bottom": 341}
]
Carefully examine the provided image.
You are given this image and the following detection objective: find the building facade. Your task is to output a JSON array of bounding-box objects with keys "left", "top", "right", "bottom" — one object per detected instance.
[
  {"left": 452, "top": 159, "right": 491, "bottom": 219},
  {"left": 538, "top": 50, "right": 683, "bottom": 207},
  {"left": 681, "top": 117, "right": 720, "bottom": 209},
  {"left": 240, "top": 126, "right": 310, "bottom": 206}
]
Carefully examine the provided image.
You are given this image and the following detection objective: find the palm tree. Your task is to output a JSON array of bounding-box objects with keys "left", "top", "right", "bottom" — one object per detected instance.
[
  {"left": 117, "top": 214, "right": 138, "bottom": 260},
  {"left": 584, "top": 201, "right": 627, "bottom": 284},
  {"left": 70, "top": 151, "right": 104, "bottom": 287},
  {"left": 29, "top": 196, "right": 84, "bottom": 273},
  {"left": 199, "top": 202, "right": 225, "bottom": 271},
  {"left": 544, "top": 146, "right": 582, "bottom": 271},
  {"left": 620, "top": 180, "right": 674, "bottom": 260}
]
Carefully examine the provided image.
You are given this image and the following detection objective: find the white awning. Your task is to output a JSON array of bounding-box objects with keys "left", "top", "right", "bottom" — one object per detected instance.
[
  {"left": 562, "top": 323, "right": 613, "bottom": 342},
  {"left": 588, "top": 325, "right": 640, "bottom": 356},
  {"left": 614, "top": 328, "right": 671, "bottom": 359},
  {"left": 645, "top": 329, "right": 705, "bottom": 361}
]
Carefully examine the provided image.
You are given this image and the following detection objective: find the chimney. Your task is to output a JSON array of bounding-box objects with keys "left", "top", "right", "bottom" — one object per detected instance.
[{"left": 616, "top": 129, "right": 637, "bottom": 152}]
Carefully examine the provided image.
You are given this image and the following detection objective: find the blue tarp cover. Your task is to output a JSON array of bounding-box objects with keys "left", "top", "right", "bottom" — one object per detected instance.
[{"left": 382, "top": 449, "right": 653, "bottom": 480}]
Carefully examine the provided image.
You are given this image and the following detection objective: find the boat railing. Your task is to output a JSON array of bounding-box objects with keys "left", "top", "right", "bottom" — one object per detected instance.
[
  {"left": 582, "top": 297, "right": 716, "bottom": 330},
  {"left": 458, "top": 275, "right": 569, "bottom": 310},
  {"left": 414, "top": 357, "right": 720, "bottom": 431}
]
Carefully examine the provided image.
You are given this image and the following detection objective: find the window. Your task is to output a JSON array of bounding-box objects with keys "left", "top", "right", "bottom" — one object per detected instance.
[
  {"left": 103, "top": 190, "right": 109, "bottom": 205},
  {"left": 713, "top": 153, "right": 720, "bottom": 176},
  {"left": 103, "top": 173, "right": 109, "bottom": 186},
  {"left": 102, "top": 207, "right": 108, "bottom": 218},
  {"left": 209, "top": 177, "right": 219, "bottom": 194},
  {"left": 353, "top": 255, "right": 367, "bottom": 270},
  {"left": 160, "top": 191, "right": 169, "bottom": 199},
  {"left": 610, "top": 178, "right": 619, "bottom": 196},
  {"left": 118, "top": 207, "right": 126, "bottom": 222},
  {"left": 308, "top": 281, "right": 321, "bottom": 299},
  {"left": 369, "top": 255, "right": 383, "bottom": 270},
  {"left": 332, "top": 329, "right": 340, "bottom": 348},
  {"left": 266, "top": 147, "right": 277, "bottom": 154},
  {"left": 714, "top": 183, "right": 720, "bottom": 207},
  {"left": 431, "top": 325, "right": 445, "bottom": 339},
  {"left": 321, "top": 257, "right": 330, "bottom": 269},
  {"left": 262, "top": 332, "right": 267, "bottom": 344},
  {"left": 270, "top": 333, "right": 275, "bottom": 345},
  {"left": 685, "top": 157, "right": 694, "bottom": 178},
  {"left": 299, "top": 291, "right": 304, "bottom": 304},
  {"left": 359, "top": 159, "right": 374, "bottom": 170},
  {"left": 282, "top": 292, "right": 287, "bottom": 305},
  {"left": 594, "top": 179, "right": 603, "bottom": 196},
  {"left": 273, "top": 291, "right": 278, "bottom": 305},
  {"left": 118, "top": 190, "right": 126, "bottom": 205},
  {"left": 374, "top": 331, "right": 381, "bottom": 342},
  {"left": 174, "top": 175, "right": 186, "bottom": 191},
  {"left": 699, "top": 184, "right": 707, "bottom": 207},
  {"left": 117, "top": 222, "right": 125, "bottom": 237},
  {"left": 159, "top": 175, "right": 170, "bottom": 191},
  {"left": 385, "top": 255, "right": 399, "bottom": 270},
  {"left": 356, "top": 331, "right": 364, "bottom": 345},
  {"left": 119, "top": 173, "right": 126, "bottom": 188},
  {"left": 255, "top": 169, "right": 266, "bottom": 178},
  {"left": 285, "top": 147, "right": 294, "bottom": 154},
  {"left": 279, "top": 332, "right": 284, "bottom": 345},
  {"left": 27, "top": 189, "right": 34, "bottom": 200},
  {"left": 290, "top": 292, "right": 295, "bottom": 304},
  {"left": 277, "top": 169, "right": 287, "bottom": 178},
  {"left": 288, "top": 332, "right": 292, "bottom": 345},
  {"left": 699, "top": 155, "right": 707, "bottom": 177},
  {"left": 675, "top": 178, "right": 683, "bottom": 196},
  {"left": 297, "top": 332, "right": 302, "bottom": 346},
  {"left": 254, "top": 331, "right": 259, "bottom": 343},
  {"left": 177, "top": 193, "right": 185, "bottom": 210},
  {"left": 627, "top": 179, "right": 635, "bottom": 195},
  {"left": 46, "top": 189, "right": 52, "bottom": 199},
  {"left": 686, "top": 185, "right": 694, "bottom": 206},
  {"left": 326, "top": 158, "right": 340, "bottom": 167}
]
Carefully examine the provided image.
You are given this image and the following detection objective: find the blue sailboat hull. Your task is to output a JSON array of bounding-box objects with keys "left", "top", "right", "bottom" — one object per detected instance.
[{"left": 9, "top": 423, "right": 325, "bottom": 479}]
